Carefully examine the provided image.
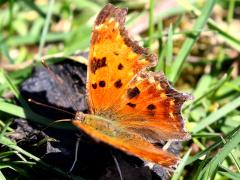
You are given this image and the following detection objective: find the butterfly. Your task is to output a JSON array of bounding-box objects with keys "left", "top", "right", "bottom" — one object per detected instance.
[{"left": 72, "top": 3, "right": 191, "bottom": 168}]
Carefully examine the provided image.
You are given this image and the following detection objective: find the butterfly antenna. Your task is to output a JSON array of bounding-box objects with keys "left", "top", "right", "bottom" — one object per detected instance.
[
  {"left": 28, "top": 98, "right": 73, "bottom": 131},
  {"left": 41, "top": 119, "right": 72, "bottom": 132},
  {"left": 41, "top": 58, "right": 80, "bottom": 112},
  {"left": 28, "top": 98, "right": 75, "bottom": 116}
]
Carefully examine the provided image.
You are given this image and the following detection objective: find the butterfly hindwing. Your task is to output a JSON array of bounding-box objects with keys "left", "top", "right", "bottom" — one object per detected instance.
[{"left": 114, "top": 71, "right": 191, "bottom": 141}]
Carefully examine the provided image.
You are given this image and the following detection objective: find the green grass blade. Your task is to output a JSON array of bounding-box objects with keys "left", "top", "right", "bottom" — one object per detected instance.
[
  {"left": 0, "top": 164, "right": 30, "bottom": 178},
  {"left": 199, "top": 127, "right": 240, "bottom": 179},
  {"left": 187, "top": 125, "right": 240, "bottom": 165},
  {"left": 0, "top": 136, "right": 40, "bottom": 161},
  {"left": 180, "top": 0, "right": 240, "bottom": 51},
  {"left": 0, "top": 171, "right": 6, "bottom": 180},
  {"left": 192, "top": 96, "right": 240, "bottom": 133},
  {"left": 147, "top": 0, "right": 155, "bottom": 50},
  {"left": 1, "top": 69, "right": 29, "bottom": 108},
  {"left": 0, "top": 151, "right": 18, "bottom": 159},
  {"left": 0, "top": 136, "right": 81, "bottom": 179},
  {"left": 227, "top": 0, "right": 236, "bottom": 24},
  {"left": 192, "top": 75, "right": 212, "bottom": 98},
  {"left": 184, "top": 72, "right": 230, "bottom": 111},
  {"left": 0, "top": 101, "right": 73, "bottom": 130},
  {"left": 22, "top": 0, "right": 46, "bottom": 18},
  {"left": 0, "top": 37, "right": 14, "bottom": 63},
  {"left": 172, "top": 148, "right": 192, "bottom": 180},
  {"left": 0, "top": 119, "right": 12, "bottom": 140},
  {"left": 169, "top": 0, "right": 216, "bottom": 84},
  {"left": 155, "top": 45, "right": 166, "bottom": 73},
  {"left": 166, "top": 24, "right": 173, "bottom": 77},
  {"left": 220, "top": 137, "right": 240, "bottom": 172},
  {"left": 0, "top": 101, "right": 28, "bottom": 119},
  {"left": 219, "top": 165, "right": 240, "bottom": 180},
  {"left": 154, "top": 20, "right": 166, "bottom": 72},
  {"left": 37, "top": 0, "right": 55, "bottom": 60},
  {"left": 219, "top": 171, "right": 240, "bottom": 180},
  {"left": 208, "top": 19, "right": 240, "bottom": 51}
]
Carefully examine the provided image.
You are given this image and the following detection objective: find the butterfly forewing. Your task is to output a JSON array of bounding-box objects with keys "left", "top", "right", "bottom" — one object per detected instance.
[{"left": 87, "top": 4, "right": 156, "bottom": 114}]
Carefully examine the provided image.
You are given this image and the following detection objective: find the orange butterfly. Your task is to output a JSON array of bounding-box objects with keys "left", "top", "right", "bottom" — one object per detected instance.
[{"left": 72, "top": 4, "right": 191, "bottom": 168}]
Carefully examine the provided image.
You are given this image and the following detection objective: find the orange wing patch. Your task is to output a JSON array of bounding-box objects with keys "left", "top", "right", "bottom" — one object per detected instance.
[{"left": 87, "top": 4, "right": 157, "bottom": 113}]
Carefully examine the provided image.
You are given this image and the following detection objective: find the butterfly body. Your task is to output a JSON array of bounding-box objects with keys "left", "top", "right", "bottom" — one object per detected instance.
[{"left": 73, "top": 4, "right": 191, "bottom": 168}]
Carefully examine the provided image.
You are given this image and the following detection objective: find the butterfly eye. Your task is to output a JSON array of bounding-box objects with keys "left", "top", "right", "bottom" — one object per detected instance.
[{"left": 75, "top": 111, "right": 85, "bottom": 121}]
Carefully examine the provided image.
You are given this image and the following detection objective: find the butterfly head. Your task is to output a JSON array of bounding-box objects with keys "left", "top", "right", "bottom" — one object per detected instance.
[{"left": 74, "top": 111, "right": 85, "bottom": 122}]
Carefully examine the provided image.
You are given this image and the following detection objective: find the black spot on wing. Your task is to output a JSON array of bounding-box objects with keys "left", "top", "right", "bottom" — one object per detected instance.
[
  {"left": 118, "top": 63, "right": 123, "bottom": 70},
  {"left": 99, "top": 81, "right": 106, "bottom": 87},
  {"left": 127, "top": 102, "right": 136, "bottom": 108},
  {"left": 114, "top": 79, "right": 122, "bottom": 88},
  {"left": 147, "top": 104, "right": 156, "bottom": 110},
  {"left": 90, "top": 57, "right": 107, "bottom": 74},
  {"left": 92, "top": 83, "right": 97, "bottom": 89},
  {"left": 127, "top": 87, "right": 140, "bottom": 99}
]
